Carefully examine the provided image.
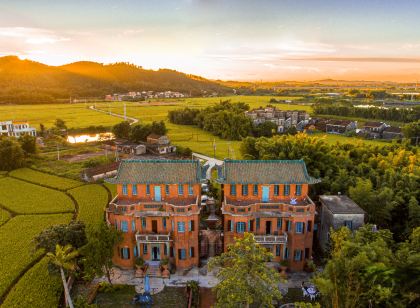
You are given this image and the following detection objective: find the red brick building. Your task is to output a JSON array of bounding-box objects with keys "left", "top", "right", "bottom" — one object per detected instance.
[
  {"left": 218, "top": 160, "right": 320, "bottom": 271},
  {"left": 106, "top": 160, "right": 202, "bottom": 269}
]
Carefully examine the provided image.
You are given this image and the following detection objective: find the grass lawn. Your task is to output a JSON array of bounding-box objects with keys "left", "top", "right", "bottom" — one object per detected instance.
[
  {"left": 94, "top": 285, "right": 188, "bottom": 308},
  {"left": 0, "top": 213, "right": 72, "bottom": 299},
  {"left": 0, "top": 177, "right": 75, "bottom": 214}
]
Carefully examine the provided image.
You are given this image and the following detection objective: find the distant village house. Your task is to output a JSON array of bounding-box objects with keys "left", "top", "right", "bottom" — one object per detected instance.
[
  {"left": 145, "top": 134, "right": 176, "bottom": 155},
  {"left": 0, "top": 120, "right": 37, "bottom": 138},
  {"left": 245, "top": 107, "right": 309, "bottom": 133},
  {"left": 325, "top": 119, "right": 357, "bottom": 134}
]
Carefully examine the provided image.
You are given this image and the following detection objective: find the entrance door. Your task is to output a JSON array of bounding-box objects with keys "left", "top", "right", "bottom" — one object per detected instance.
[
  {"left": 152, "top": 246, "right": 160, "bottom": 261},
  {"left": 262, "top": 186, "right": 269, "bottom": 202},
  {"left": 266, "top": 221, "right": 272, "bottom": 235},
  {"left": 154, "top": 186, "right": 161, "bottom": 201},
  {"left": 152, "top": 220, "right": 158, "bottom": 233}
]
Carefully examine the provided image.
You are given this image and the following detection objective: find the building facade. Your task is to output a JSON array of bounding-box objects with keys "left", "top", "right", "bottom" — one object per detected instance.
[
  {"left": 0, "top": 120, "right": 36, "bottom": 137},
  {"left": 245, "top": 107, "right": 309, "bottom": 133},
  {"left": 318, "top": 195, "right": 365, "bottom": 251},
  {"left": 218, "top": 160, "right": 320, "bottom": 271},
  {"left": 106, "top": 160, "right": 203, "bottom": 269},
  {"left": 325, "top": 119, "right": 357, "bottom": 134}
]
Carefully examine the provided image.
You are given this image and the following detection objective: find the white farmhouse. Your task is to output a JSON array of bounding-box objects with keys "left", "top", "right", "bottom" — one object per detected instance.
[{"left": 0, "top": 121, "right": 37, "bottom": 138}]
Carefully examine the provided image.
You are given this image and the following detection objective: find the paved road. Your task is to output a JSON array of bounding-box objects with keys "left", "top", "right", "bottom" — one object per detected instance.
[{"left": 89, "top": 105, "right": 139, "bottom": 125}]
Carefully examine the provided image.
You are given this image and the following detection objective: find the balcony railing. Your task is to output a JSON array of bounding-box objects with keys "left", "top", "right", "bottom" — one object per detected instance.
[
  {"left": 135, "top": 233, "right": 172, "bottom": 243},
  {"left": 254, "top": 233, "right": 287, "bottom": 244}
]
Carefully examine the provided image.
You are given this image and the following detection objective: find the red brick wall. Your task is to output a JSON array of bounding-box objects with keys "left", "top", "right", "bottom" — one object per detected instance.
[
  {"left": 224, "top": 183, "right": 309, "bottom": 201},
  {"left": 117, "top": 183, "right": 200, "bottom": 200},
  {"left": 108, "top": 183, "right": 201, "bottom": 270},
  {"left": 222, "top": 183, "right": 314, "bottom": 271}
]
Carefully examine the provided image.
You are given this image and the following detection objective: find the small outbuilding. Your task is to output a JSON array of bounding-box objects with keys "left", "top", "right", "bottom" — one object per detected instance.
[
  {"left": 82, "top": 161, "right": 120, "bottom": 182},
  {"left": 318, "top": 195, "right": 365, "bottom": 251}
]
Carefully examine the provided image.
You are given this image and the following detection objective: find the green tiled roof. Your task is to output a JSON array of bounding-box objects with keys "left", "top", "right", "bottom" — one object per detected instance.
[
  {"left": 219, "top": 159, "right": 320, "bottom": 184},
  {"left": 107, "top": 159, "right": 202, "bottom": 184}
]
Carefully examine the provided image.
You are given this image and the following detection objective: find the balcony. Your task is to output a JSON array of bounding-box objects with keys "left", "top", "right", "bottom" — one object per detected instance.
[
  {"left": 136, "top": 233, "right": 172, "bottom": 243},
  {"left": 224, "top": 196, "right": 314, "bottom": 207},
  {"left": 254, "top": 233, "right": 287, "bottom": 244}
]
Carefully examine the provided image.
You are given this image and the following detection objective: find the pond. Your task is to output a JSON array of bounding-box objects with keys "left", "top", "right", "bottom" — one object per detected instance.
[{"left": 66, "top": 132, "right": 114, "bottom": 144}]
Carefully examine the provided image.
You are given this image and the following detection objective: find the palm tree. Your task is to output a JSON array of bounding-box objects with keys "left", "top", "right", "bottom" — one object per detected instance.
[{"left": 47, "top": 244, "right": 79, "bottom": 308}]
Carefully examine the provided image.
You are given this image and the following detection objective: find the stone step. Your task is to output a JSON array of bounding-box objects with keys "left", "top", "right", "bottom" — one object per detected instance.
[{"left": 147, "top": 265, "right": 161, "bottom": 277}]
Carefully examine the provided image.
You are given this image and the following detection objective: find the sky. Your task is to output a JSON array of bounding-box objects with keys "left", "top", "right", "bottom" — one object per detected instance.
[{"left": 1, "top": 0, "right": 420, "bottom": 82}]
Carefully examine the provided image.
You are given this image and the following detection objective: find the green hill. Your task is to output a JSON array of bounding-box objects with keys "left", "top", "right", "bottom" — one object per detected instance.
[{"left": 0, "top": 56, "right": 231, "bottom": 104}]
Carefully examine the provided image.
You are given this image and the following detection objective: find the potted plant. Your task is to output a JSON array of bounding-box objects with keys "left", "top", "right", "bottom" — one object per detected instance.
[
  {"left": 135, "top": 257, "right": 148, "bottom": 278},
  {"left": 160, "top": 258, "right": 170, "bottom": 278},
  {"left": 279, "top": 260, "right": 289, "bottom": 277},
  {"left": 304, "top": 259, "right": 316, "bottom": 273}
]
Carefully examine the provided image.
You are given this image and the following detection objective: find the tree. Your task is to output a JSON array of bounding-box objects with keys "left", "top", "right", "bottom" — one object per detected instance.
[
  {"left": 34, "top": 221, "right": 87, "bottom": 253},
  {"left": 253, "top": 121, "right": 277, "bottom": 137},
  {"left": 18, "top": 134, "right": 37, "bottom": 155},
  {"left": 393, "top": 227, "right": 420, "bottom": 306},
  {"left": 130, "top": 123, "right": 151, "bottom": 142},
  {"left": 208, "top": 232, "right": 282, "bottom": 308},
  {"left": 0, "top": 138, "right": 25, "bottom": 171},
  {"left": 39, "top": 123, "right": 46, "bottom": 137},
  {"left": 408, "top": 197, "right": 420, "bottom": 233},
  {"left": 175, "top": 145, "right": 192, "bottom": 157},
  {"left": 81, "top": 222, "right": 122, "bottom": 284},
  {"left": 240, "top": 137, "right": 259, "bottom": 159},
  {"left": 55, "top": 118, "right": 67, "bottom": 130},
  {"left": 112, "top": 121, "right": 131, "bottom": 139},
  {"left": 150, "top": 120, "right": 167, "bottom": 135},
  {"left": 402, "top": 120, "right": 420, "bottom": 145},
  {"left": 47, "top": 244, "right": 79, "bottom": 308},
  {"left": 313, "top": 225, "right": 396, "bottom": 308}
]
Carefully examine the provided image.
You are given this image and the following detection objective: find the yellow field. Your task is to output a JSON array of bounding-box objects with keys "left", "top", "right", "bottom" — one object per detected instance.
[{"left": 0, "top": 96, "right": 388, "bottom": 159}]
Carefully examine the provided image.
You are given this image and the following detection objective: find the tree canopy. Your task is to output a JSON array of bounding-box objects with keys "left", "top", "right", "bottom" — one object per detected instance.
[
  {"left": 34, "top": 221, "right": 87, "bottom": 253},
  {"left": 0, "top": 137, "right": 25, "bottom": 171},
  {"left": 313, "top": 225, "right": 420, "bottom": 308},
  {"left": 208, "top": 232, "right": 283, "bottom": 308},
  {"left": 240, "top": 133, "right": 419, "bottom": 240}
]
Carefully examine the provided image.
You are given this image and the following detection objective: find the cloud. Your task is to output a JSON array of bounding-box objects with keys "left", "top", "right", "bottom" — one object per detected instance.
[
  {"left": 121, "top": 28, "right": 145, "bottom": 36},
  {"left": 286, "top": 57, "right": 420, "bottom": 63},
  {"left": 0, "top": 27, "right": 69, "bottom": 45}
]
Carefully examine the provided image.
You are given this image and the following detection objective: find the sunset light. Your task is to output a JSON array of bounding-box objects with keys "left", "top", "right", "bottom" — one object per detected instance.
[{"left": 1, "top": 0, "right": 420, "bottom": 81}]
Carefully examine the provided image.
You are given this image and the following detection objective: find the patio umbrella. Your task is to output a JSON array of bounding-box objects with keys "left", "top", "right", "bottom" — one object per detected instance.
[{"left": 144, "top": 275, "right": 151, "bottom": 293}]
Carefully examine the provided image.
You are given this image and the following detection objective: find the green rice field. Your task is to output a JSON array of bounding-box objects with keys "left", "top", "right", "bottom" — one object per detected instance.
[
  {"left": 9, "top": 168, "right": 83, "bottom": 190},
  {"left": 0, "top": 169, "right": 112, "bottom": 306},
  {"left": 68, "top": 184, "right": 109, "bottom": 226},
  {"left": 1, "top": 258, "right": 62, "bottom": 308},
  {"left": 0, "top": 177, "right": 75, "bottom": 214},
  {"left": 0, "top": 208, "right": 11, "bottom": 226},
  {"left": 0, "top": 213, "right": 73, "bottom": 299}
]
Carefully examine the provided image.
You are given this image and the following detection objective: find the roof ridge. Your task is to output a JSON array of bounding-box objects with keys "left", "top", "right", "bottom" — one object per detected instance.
[
  {"left": 122, "top": 159, "right": 198, "bottom": 163},
  {"left": 224, "top": 159, "right": 305, "bottom": 164}
]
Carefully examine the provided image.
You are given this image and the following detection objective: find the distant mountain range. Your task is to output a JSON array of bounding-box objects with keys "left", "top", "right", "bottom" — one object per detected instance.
[{"left": 0, "top": 56, "right": 231, "bottom": 104}]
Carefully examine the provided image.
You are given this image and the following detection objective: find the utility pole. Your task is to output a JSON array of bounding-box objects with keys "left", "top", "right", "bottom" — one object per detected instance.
[
  {"left": 124, "top": 103, "right": 127, "bottom": 121},
  {"left": 213, "top": 139, "right": 216, "bottom": 158},
  {"left": 56, "top": 143, "right": 60, "bottom": 160}
]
